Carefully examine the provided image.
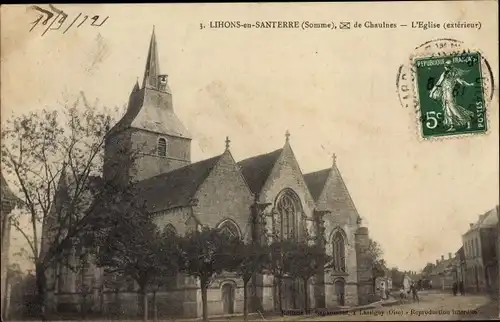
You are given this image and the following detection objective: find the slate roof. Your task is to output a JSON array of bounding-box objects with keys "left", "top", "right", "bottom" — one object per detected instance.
[
  {"left": 108, "top": 30, "right": 190, "bottom": 140},
  {"left": 466, "top": 207, "right": 499, "bottom": 233},
  {"left": 135, "top": 155, "right": 221, "bottom": 212},
  {"left": 479, "top": 207, "right": 498, "bottom": 228},
  {"left": 303, "top": 168, "right": 331, "bottom": 201},
  {"left": 109, "top": 89, "right": 192, "bottom": 140},
  {"left": 429, "top": 257, "right": 457, "bottom": 276},
  {"left": 303, "top": 164, "right": 362, "bottom": 223},
  {"left": 237, "top": 149, "right": 283, "bottom": 195}
]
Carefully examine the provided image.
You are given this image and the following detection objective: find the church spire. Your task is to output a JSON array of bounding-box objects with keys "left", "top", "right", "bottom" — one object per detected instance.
[
  {"left": 133, "top": 78, "right": 140, "bottom": 92},
  {"left": 285, "top": 130, "right": 290, "bottom": 143},
  {"left": 142, "top": 26, "right": 161, "bottom": 89}
]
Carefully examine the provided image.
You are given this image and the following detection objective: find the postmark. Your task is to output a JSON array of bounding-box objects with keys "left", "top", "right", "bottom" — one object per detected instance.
[{"left": 396, "top": 38, "right": 495, "bottom": 140}]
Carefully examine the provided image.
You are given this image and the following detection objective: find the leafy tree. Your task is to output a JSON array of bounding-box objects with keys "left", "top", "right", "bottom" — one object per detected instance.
[
  {"left": 366, "top": 238, "right": 387, "bottom": 292},
  {"left": 283, "top": 242, "right": 331, "bottom": 313},
  {"left": 389, "top": 267, "right": 405, "bottom": 289},
  {"left": 367, "top": 238, "right": 384, "bottom": 266},
  {"left": 1, "top": 93, "right": 136, "bottom": 320},
  {"left": 233, "top": 241, "right": 271, "bottom": 321},
  {"left": 95, "top": 207, "right": 180, "bottom": 322},
  {"left": 178, "top": 227, "right": 240, "bottom": 322}
]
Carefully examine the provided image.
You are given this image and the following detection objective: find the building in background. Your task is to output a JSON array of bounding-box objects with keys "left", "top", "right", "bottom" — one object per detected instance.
[
  {"left": 1, "top": 173, "right": 21, "bottom": 320},
  {"left": 427, "top": 253, "right": 458, "bottom": 291},
  {"left": 462, "top": 207, "right": 499, "bottom": 293},
  {"left": 454, "top": 247, "right": 466, "bottom": 286}
]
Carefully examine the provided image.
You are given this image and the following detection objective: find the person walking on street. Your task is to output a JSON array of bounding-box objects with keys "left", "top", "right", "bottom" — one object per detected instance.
[
  {"left": 459, "top": 281, "right": 465, "bottom": 295},
  {"left": 452, "top": 281, "right": 457, "bottom": 296},
  {"left": 410, "top": 282, "right": 419, "bottom": 303},
  {"left": 399, "top": 286, "right": 406, "bottom": 304}
]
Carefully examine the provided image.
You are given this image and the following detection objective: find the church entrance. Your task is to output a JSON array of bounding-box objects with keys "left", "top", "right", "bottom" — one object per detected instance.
[
  {"left": 222, "top": 283, "right": 235, "bottom": 314},
  {"left": 280, "top": 277, "right": 303, "bottom": 310},
  {"left": 334, "top": 279, "right": 345, "bottom": 306}
]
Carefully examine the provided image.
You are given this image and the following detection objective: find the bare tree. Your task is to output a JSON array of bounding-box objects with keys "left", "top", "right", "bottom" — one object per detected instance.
[{"left": 1, "top": 93, "right": 135, "bottom": 320}]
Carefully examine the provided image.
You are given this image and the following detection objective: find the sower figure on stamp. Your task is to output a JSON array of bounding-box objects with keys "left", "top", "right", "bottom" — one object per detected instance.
[{"left": 429, "top": 60, "right": 475, "bottom": 131}]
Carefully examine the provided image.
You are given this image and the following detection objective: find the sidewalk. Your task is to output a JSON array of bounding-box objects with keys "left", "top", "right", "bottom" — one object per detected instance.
[{"left": 7, "top": 298, "right": 403, "bottom": 322}]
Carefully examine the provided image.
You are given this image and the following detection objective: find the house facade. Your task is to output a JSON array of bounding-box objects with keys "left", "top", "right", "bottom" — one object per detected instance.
[
  {"left": 1, "top": 173, "right": 21, "bottom": 320},
  {"left": 427, "top": 253, "right": 458, "bottom": 291},
  {"left": 462, "top": 207, "right": 499, "bottom": 294},
  {"left": 42, "top": 29, "right": 375, "bottom": 318}
]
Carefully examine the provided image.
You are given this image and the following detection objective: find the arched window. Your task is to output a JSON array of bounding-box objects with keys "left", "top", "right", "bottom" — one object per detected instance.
[
  {"left": 218, "top": 220, "right": 240, "bottom": 239},
  {"left": 275, "top": 189, "right": 302, "bottom": 241},
  {"left": 164, "top": 224, "right": 177, "bottom": 236},
  {"left": 157, "top": 138, "right": 167, "bottom": 157},
  {"left": 332, "top": 230, "right": 346, "bottom": 272}
]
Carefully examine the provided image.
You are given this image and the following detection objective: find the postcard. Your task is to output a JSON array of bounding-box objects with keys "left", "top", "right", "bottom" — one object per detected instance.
[{"left": 1, "top": 2, "right": 498, "bottom": 321}]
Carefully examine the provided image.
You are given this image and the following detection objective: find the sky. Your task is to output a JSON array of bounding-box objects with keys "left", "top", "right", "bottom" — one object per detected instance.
[{"left": 1, "top": 2, "right": 499, "bottom": 272}]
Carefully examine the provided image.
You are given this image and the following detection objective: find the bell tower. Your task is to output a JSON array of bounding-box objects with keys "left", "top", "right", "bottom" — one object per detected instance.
[{"left": 104, "top": 27, "right": 192, "bottom": 184}]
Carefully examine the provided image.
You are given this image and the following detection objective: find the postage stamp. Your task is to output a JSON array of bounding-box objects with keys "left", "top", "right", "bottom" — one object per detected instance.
[
  {"left": 414, "top": 52, "right": 486, "bottom": 138},
  {"left": 396, "top": 38, "right": 495, "bottom": 140}
]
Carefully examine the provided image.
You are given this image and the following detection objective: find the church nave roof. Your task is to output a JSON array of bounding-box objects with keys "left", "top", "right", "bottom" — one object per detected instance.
[
  {"left": 135, "top": 155, "right": 221, "bottom": 212},
  {"left": 237, "top": 148, "right": 283, "bottom": 195}
]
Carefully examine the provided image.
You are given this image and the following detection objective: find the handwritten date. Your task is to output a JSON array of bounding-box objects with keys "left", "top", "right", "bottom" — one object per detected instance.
[{"left": 29, "top": 4, "right": 109, "bottom": 36}]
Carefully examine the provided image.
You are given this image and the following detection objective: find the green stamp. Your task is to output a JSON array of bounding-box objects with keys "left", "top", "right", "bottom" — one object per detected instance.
[{"left": 414, "top": 52, "right": 487, "bottom": 138}]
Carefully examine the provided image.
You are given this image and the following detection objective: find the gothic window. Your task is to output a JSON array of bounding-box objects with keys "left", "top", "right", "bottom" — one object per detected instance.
[
  {"left": 157, "top": 138, "right": 167, "bottom": 157},
  {"left": 218, "top": 220, "right": 240, "bottom": 239},
  {"left": 165, "top": 224, "right": 177, "bottom": 236},
  {"left": 332, "top": 230, "right": 346, "bottom": 272},
  {"left": 276, "top": 190, "right": 301, "bottom": 241}
]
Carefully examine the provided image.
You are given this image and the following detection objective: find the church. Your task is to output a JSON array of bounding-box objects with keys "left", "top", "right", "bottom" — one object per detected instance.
[{"left": 46, "top": 29, "right": 374, "bottom": 318}]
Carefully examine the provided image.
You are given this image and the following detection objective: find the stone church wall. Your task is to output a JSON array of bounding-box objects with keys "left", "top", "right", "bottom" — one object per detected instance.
[
  {"left": 193, "top": 151, "right": 254, "bottom": 239},
  {"left": 323, "top": 221, "right": 359, "bottom": 305},
  {"left": 260, "top": 146, "right": 316, "bottom": 220},
  {"left": 153, "top": 207, "right": 193, "bottom": 235},
  {"left": 355, "top": 227, "right": 373, "bottom": 305},
  {"left": 130, "top": 130, "right": 191, "bottom": 181}
]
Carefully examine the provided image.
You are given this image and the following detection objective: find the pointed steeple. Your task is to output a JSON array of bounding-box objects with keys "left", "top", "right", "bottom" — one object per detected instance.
[
  {"left": 142, "top": 26, "right": 161, "bottom": 89},
  {"left": 133, "top": 78, "right": 140, "bottom": 92}
]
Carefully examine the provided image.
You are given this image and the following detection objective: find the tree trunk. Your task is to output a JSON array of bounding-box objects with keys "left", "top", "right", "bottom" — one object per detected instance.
[
  {"left": 303, "top": 278, "right": 309, "bottom": 314},
  {"left": 277, "top": 276, "right": 283, "bottom": 313},
  {"left": 243, "top": 278, "right": 249, "bottom": 321},
  {"left": 141, "top": 289, "right": 148, "bottom": 322},
  {"left": 100, "top": 286, "right": 104, "bottom": 313},
  {"left": 153, "top": 291, "right": 158, "bottom": 322},
  {"left": 35, "top": 262, "right": 47, "bottom": 321},
  {"left": 201, "top": 277, "right": 209, "bottom": 322}
]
